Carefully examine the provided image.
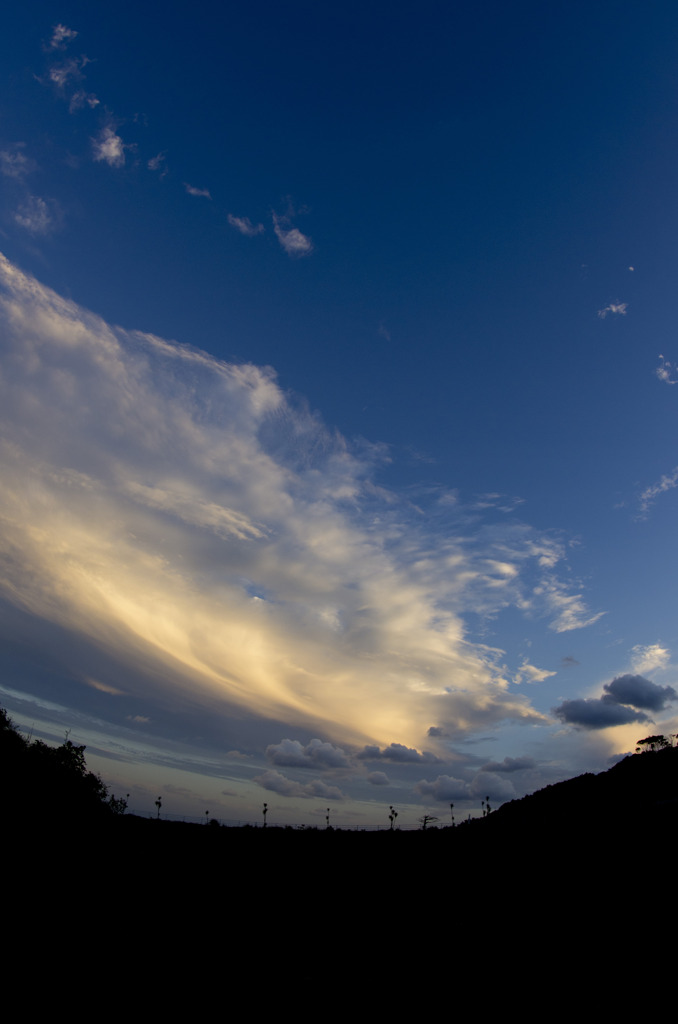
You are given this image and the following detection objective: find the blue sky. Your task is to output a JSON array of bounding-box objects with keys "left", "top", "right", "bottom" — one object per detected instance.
[{"left": 1, "top": 2, "right": 677, "bottom": 825}]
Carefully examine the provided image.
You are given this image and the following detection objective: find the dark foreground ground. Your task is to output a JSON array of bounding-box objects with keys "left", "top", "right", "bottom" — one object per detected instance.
[{"left": 6, "top": 744, "right": 676, "bottom": 1008}]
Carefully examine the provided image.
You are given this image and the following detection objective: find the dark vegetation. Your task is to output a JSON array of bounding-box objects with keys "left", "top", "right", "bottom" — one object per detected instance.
[{"left": 0, "top": 706, "right": 128, "bottom": 825}]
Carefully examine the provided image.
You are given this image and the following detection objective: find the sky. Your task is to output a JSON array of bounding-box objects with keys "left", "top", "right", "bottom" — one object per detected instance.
[{"left": 1, "top": 1, "right": 678, "bottom": 827}]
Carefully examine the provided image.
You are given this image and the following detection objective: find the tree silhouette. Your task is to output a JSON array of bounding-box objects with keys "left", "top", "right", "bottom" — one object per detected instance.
[
  {"left": 635, "top": 735, "right": 670, "bottom": 753},
  {"left": 0, "top": 705, "right": 119, "bottom": 822}
]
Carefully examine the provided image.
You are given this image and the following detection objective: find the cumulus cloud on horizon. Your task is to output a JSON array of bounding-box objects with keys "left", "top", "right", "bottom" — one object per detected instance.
[
  {"left": 480, "top": 756, "right": 536, "bottom": 773},
  {"left": 253, "top": 769, "right": 345, "bottom": 800},
  {"left": 553, "top": 673, "right": 677, "bottom": 730},
  {"left": 0, "top": 254, "right": 603, "bottom": 755},
  {"left": 266, "top": 738, "right": 352, "bottom": 770}
]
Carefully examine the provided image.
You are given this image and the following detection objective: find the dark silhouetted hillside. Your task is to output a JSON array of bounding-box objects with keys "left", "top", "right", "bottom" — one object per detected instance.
[{"left": 475, "top": 745, "right": 678, "bottom": 845}]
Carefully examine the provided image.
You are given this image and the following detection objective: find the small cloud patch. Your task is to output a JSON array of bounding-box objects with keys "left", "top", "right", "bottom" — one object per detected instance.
[{"left": 597, "top": 302, "right": 627, "bottom": 319}]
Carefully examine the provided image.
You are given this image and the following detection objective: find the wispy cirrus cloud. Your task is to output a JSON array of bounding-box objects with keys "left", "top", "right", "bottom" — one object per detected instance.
[
  {"left": 0, "top": 254, "right": 602, "bottom": 760},
  {"left": 0, "top": 144, "right": 36, "bottom": 181},
  {"left": 14, "top": 195, "right": 59, "bottom": 235},
  {"left": 636, "top": 359, "right": 678, "bottom": 517},
  {"left": 597, "top": 301, "right": 627, "bottom": 319},
  {"left": 184, "top": 183, "right": 212, "bottom": 198},
  {"left": 48, "top": 56, "right": 90, "bottom": 91},
  {"left": 514, "top": 659, "right": 556, "bottom": 684},
  {"left": 228, "top": 214, "right": 264, "bottom": 237},
  {"left": 638, "top": 467, "right": 678, "bottom": 518},
  {"left": 536, "top": 576, "right": 605, "bottom": 633},
  {"left": 40, "top": 26, "right": 100, "bottom": 115},
  {"left": 148, "top": 152, "right": 167, "bottom": 175},
  {"left": 69, "top": 90, "right": 99, "bottom": 113},
  {"left": 92, "top": 126, "right": 126, "bottom": 167}
]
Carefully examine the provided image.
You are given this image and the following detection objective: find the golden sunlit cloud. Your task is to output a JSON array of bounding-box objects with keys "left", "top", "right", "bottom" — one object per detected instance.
[{"left": 0, "top": 253, "right": 599, "bottom": 751}]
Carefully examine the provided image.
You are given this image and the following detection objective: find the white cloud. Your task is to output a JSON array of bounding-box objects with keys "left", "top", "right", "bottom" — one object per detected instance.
[
  {"left": 228, "top": 214, "right": 264, "bottom": 237},
  {"left": 630, "top": 643, "right": 670, "bottom": 674},
  {"left": 14, "top": 195, "right": 57, "bottom": 235},
  {"left": 515, "top": 659, "right": 556, "bottom": 684},
  {"left": 48, "top": 25, "right": 78, "bottom": 50},
  {"left": 597, "top": 302, "right": 627, "bottom": 319},
  {"left": 655, "top": 355, "right": 678, "bottom": 385},
  {"left": 92, "top": 127, "right": 126, "bottom": 168},
  {"left": 534, "top": 575, "right": 605, "bottom": 633},
  {"left": 0, "top": 255, "right": 602, "bottom": 756},
  {"left": 184, "top": 183, "right": 212, "bottom": 199},
  {"left": 273, "top": 212, "right": 313, "bottom": 257}
]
